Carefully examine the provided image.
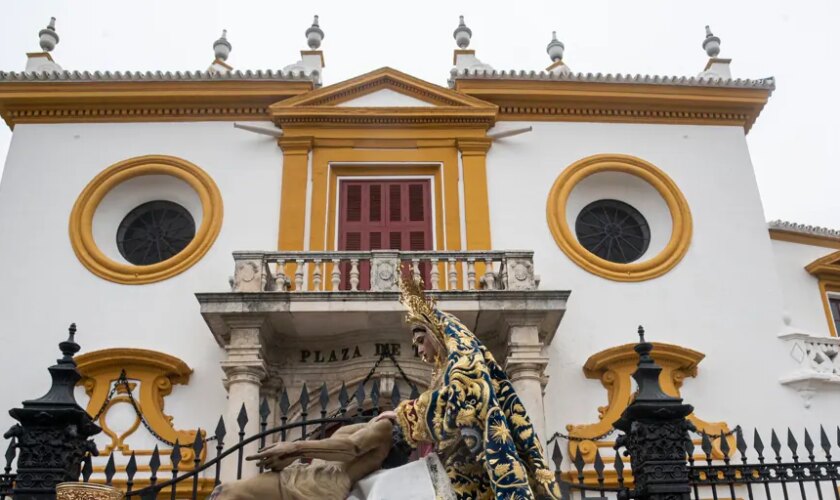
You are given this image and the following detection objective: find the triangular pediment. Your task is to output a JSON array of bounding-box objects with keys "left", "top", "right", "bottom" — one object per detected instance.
[
  {"left": 270, "top": 67, "right": 497, "bottom": 129},
  {"left": 336, "top": 88, "right": 435, "bottom": 107}
]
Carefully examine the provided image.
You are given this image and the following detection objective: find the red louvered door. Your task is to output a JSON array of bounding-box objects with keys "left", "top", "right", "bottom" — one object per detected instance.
[{"left": 338, "top": 179, "right": 433, "bottom": 290}]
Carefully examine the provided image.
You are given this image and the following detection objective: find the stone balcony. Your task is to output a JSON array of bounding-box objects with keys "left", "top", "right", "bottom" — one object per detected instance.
[
  {"left": 196, "top": 249, "right": 569, "bottom": 460},
  {"left": 779, "top": 330, "right": 840, "bottom": 408}
]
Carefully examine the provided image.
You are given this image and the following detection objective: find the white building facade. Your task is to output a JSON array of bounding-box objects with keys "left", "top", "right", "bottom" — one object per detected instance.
[{"left": 0, "top": 16, "right": 837, "bottom": 494}]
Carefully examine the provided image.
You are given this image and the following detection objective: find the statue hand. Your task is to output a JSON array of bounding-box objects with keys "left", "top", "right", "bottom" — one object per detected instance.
[
  {"left": 373, "top": 411, "right": 397, "bottom": 423},
  {"left": 246, "top": 441, "right": 301, "bottom": 470}
]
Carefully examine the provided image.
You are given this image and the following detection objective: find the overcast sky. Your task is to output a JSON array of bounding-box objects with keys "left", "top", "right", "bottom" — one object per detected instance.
[{"left": 1, "top": 0, "right": 838, "bottom": 227}]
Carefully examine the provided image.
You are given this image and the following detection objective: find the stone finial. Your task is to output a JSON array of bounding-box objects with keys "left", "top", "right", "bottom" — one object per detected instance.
[
  {"left": 546, "top": 31, "right": 565, "bottom": 62},
  {"left": 306, "top": 15, "right": 324, "bottom": 49},
  {"left": 214, "top": 29, "right": 232, "bottom": 61},
  {"left": 453, "top": 15, "right": 472, "bottom": 49},
  {"left": 702, "top": 25, "right": 721, "bottom": 57},
  {"left": 39, "top": 17, "right": 59, "bottom": 52}
]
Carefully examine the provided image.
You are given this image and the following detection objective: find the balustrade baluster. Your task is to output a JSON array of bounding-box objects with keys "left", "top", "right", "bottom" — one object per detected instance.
[
  {"left": 483, "top": 257, "right": 495, "bottom": 290},
  {"left": 411, "top": 258, "right": 421, "bottom": 283},
  {"left": 467, "top": 259, "right": 476, "bottom": 290},
  {"left": 447, "top": 258, "right": 458, "bottom": 290},
  {"left": 294, "top": 259, "right": 305, "bottom": 291},
  {"left": 313, "top": 259, "right": 323, "bottom": 291},
  {"left": 349, "top": 259, "right": 360, "bottom": 291},
  {"left": 331, "top": 259, "right": 341, "bottom": 291},
  {"left": 430, "top": 258, "right": 440, "bottom": 290},
  {"left": 275, "top": 259, "right": 287, "bottom": 291}
]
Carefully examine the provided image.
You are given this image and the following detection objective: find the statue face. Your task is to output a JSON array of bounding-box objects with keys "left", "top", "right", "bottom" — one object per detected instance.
[{"left": 412, "top": 327, "right": 440, "bottom": 364}]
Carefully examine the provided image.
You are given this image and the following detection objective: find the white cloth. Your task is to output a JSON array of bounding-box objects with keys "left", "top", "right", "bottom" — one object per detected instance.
[{"left": 347, "top": 455, "right": 455, "bottom": 500}]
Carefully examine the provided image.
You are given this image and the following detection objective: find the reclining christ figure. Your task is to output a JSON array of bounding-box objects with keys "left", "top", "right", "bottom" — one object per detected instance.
[{"left": 209, "top": 418, "right": 433, "bottom": 500}]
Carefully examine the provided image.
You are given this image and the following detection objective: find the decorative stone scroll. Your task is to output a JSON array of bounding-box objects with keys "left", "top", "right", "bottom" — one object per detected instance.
[
  {"left": 564, "top": 342, "right": 731, "bottom": 486},
  {"left": 75, "top": 349, "right": 205, "bottom": 474}
]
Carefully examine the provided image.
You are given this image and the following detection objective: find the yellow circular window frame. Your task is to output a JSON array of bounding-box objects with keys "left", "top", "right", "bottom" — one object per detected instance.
[
  {"left": 69, "top": 155, "right": 223, "bottom": 284},
  {"left": 546, "top": 154, "right": 692, "bottom": 282}
]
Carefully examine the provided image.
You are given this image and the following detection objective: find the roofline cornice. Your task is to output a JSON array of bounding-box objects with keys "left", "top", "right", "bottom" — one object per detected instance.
[
  {"left": 0, "top": 78, "right": 314, "bottom": 129},
  {"left": 452, "top": 75, "right": 774, "bottom": 132}
]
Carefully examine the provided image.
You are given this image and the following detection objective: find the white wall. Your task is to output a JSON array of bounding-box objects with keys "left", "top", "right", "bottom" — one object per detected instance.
[
  {"left": 770, "top": 239, "right": 836, "bottom": 336},
  {"left": 486, "top": 121, "right": 840, "bottom": 434},
  {"left": 0, "top": 120, "right": 283, "bottom": 436}
]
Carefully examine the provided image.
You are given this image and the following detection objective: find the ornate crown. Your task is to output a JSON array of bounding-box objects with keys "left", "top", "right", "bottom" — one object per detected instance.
[{"left": 398, "top": 277, "right": 444, "bottom": 339}]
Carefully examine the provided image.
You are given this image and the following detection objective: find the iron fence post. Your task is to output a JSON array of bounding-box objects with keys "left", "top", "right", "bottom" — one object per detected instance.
[
  {"left": 3, "top": 324, "right": 100, "bottom": 500},
  {"left": 614, "top": 327, "right": 696, "bottom": 500}
]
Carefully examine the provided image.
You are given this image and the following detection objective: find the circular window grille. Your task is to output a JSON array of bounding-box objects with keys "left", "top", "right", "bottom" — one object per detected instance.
[
  {"left": 117, "top": 201, "right": 196, "bottom": 265},
  {"left": 575, "top": 199, "right": 651, "bottom": 264}
]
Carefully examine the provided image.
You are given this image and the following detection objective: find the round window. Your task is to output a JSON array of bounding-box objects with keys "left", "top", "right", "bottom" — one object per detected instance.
[
  {"left": 575, "top": 199, "right": 650, "bottom": 264},
  {"left": 117, "top": 201, "right": 196, "bottom": 265}
]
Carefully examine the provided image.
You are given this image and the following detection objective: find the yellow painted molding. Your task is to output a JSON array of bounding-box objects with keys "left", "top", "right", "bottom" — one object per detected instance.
[
  {"left": 270, "top": 67, "right": 498, "bottom": 130},
  {"left": 277, "top": 138, "right": 312, "bottom": 250},
  {"left": 806, "top": 251, "right": 840, "bottom": 337},
  {"left": 546, "top": 154, "right": 692, "bottom": 282},
  {"left": 68, "top": 155, "right": 223, "bottom": 284},
  {"left": 453, "top": 78, "right": 772, "bottom": 132},
  {"left": 75, "top": 348, "right": 206, "bottom": 468},
  {"left": 457, "top": 139, "right": 493, "bottom": 253},
  {"left": 0, "top": 80, "right": 312, "bottom": 129},
  {"left": 769, "top": 229, "right": 840, "bottom": 250},
  {"left": 566, "top": 342, "right": 731, "bottom": 486}
]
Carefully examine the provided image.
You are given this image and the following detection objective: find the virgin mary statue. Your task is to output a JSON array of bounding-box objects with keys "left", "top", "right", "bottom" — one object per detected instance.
[{"left": 388, "top": 277, "right": 561, "bottom": 500}]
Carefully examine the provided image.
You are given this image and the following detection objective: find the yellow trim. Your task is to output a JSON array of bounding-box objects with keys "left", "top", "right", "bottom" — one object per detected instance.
[
  {"left": 546, "top": 153, "right": 692, "bottom": 282},
  {"left": 0, "top": 79, "right": 312, "bottom": 129},
  {"left": 769, "top": 229, "right": 840, "bottom": 250},
  {"left": 277, "top": 137, "right": 313, "bottom": 250},
  {"left": 68, "top": 155, "right": 223, "bottom": 284},
  {"left": 566, "top": 342, "right": 731, "bottom": 486},
  {"left": 453, "top": 77, "right": 772, "bottom": 132},
  {"left": 458, "top": 139, "right": 493, "bottom": 251},
  {"left": 75, "top": 348, "right": 206, "bottom": 468},
  {"left": 806, "top": 250, "right": 840, "bottom": 337}
]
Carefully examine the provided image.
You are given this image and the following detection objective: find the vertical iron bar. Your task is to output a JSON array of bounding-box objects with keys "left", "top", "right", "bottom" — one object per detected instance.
[
  {"left": 148, "top": 445, "right": 161, "bottom": 493},
  {"left": 258, "top": 399, "right": 270, "bottom": 473},
  {"left": 104, "top": 454, "right": 116, "bottom": 487},
  {"left": 686, "top": 437, "right": 700, "bottom": 500},
  {"left": 125, "top": 452, "right": 137, "bottom": 493},
  {"left": 319, "top": 383, "right": 329, "bottom": 440},
  {"left": 236, "top": 404, "right": 248, "bottom": 480},
  {"left": 736, "top": 428, "right": 756, "bottom": 500},
  {"left": 720, "top": 432, "right": 737, "bottom": 500},
  {"left": 573, "top": 446, "right": 586, "bottom": 500},
  {"left": 299, "top": 384, "right": 310, "bottom": 441},
  {"left": 702, "top": 433, "right": 719, "bottom": 500},
  {"left": 772, "top": 429, "right": 791, "bottom": 500},
  {"left": 170, "top": 440, "right": 182, "bottom": 500},
  {"left": 214, "top": 416, "right": 226, "bottom": 487},
  {"left": 754, "top": 430, "right": 773, "bottom": 500},
  {"left": 191, "top": 430, "right": 203, "bottom": 500},
  {"left": 829, "top": 426, "right": 839, "bottom": 500},
  {"left": 804, "top": 429, "right": 823, "bottom": 500},
  {"left": 279, "top": 388, "right": 290, "bottom": 442},
  {"left": 788, "top": 429, "right": 808, "bottom": 500},
  {"left": 81, "top": 452, "right": 93, "bottom": 483}
]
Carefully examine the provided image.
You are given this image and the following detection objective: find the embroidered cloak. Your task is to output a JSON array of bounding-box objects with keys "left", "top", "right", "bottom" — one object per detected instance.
[{"left": 395, "top": 310, "right": 561, "bottom": 500}]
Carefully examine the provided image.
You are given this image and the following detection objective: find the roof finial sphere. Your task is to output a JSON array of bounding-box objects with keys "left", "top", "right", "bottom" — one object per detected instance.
[
  {"left": 546, "top": 30, "right": 565, "bottom": 62},
  {"left": 39, "top": 16, "right": 59, "bottom": 52},
  {"left": 702, "top": 25, "right": 721, "bottom": 57},
  {"left": 213, "top": 29, "right": 232, "bottom": 61},
  {"left": 306, "top": 15, "right": 324, "bottom": 49},
  {"left": 453, "top": 15, "right": 472, "bottom": 49}
]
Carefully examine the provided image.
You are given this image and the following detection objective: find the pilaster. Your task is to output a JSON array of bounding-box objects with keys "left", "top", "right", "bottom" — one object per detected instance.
[
  {"left": 457, "top": 139, "right": 493, "bottom": 252},
  {"left": 502, "top": 313, "right": 550, "bottom": 443},
  {"left": 277, "top": 137, "right": 313, "bottom": 251},
  {"left": 220, "top": 316, "right": 268, "bottom": 480}
]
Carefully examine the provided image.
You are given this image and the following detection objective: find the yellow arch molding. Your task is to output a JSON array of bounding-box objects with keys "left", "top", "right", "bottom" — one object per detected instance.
[
  {"left": 546, "top": 153, "right": 692, "bottom": 282},
  {"left": 69, "top": 155, "right": 223, "bottom": 284}
]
